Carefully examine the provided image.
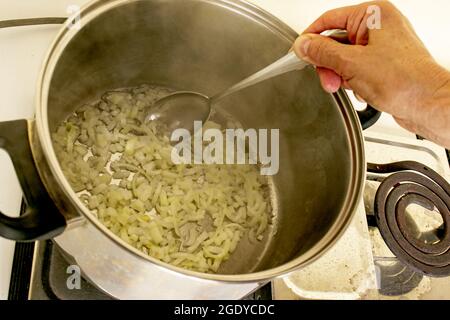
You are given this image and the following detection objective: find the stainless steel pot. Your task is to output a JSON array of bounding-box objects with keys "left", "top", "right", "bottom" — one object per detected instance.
[{"left": 0, "top": 0, "right": 381, "bottom": 299}]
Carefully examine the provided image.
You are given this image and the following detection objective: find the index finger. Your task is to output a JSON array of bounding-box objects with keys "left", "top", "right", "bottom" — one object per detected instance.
[{"left": 303, "top": 5, "right": 360, "bottom": 34}]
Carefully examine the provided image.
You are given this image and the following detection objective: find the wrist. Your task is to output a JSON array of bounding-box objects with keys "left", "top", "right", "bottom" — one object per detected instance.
[
  {"left": 416, "top": 64, "right": 450, "bottom": 147},
  {"left": 414, "top": 60, "right": 449, "bottom": 109}
]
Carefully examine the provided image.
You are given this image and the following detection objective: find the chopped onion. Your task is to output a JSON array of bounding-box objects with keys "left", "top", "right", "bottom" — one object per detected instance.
[{"left": 53, "top": 85, "right": 271, "bottom": 273}]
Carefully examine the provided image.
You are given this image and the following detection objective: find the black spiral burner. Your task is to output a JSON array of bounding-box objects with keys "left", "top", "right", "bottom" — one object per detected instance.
[{"left": 368, "top": 161, "right": 450, "bottom": 277}]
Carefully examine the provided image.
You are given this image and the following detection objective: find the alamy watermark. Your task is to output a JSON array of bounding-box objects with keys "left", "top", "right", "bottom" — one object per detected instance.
[
  {"left": 170, "top": 121, "right": 279, "bottom": 176},
  {"left": 367, "top": 5, "right": 382, "bottom": 30},
  {"left": 66, "top": 4, "right": 81, "bottom": 30},
  {"left": 66, "top": 265, "right": 81, "bottom": 290}
]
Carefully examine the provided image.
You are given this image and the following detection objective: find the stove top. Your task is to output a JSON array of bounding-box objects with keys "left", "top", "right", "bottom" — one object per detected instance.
[
  {"left": 1, "top": 0, "right": 449, "bottom": 302},
  {"left": 11, "top": 239, "right": 271, "bottom": 300},
  {"left": 274, "top": 133, "right": 450, "bottom": 300},
  {"left": 28, "top": 240, "right": 113, "bottom": 300},
  {"left": 6, "top": 132, "right": 450, "bottom": 300}
]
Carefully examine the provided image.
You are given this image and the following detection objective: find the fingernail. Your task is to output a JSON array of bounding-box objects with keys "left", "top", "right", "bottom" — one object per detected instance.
[{"left": 295, "top": 35, "right": 312, "bottom": 58}]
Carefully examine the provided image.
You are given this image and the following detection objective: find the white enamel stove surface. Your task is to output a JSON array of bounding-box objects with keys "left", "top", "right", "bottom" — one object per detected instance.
[
  {"left": 1, "top": 0, "right": 449, "bottom": 300},
  {"left": 273, "top": 134, "right": 449, "bottom": 300}
]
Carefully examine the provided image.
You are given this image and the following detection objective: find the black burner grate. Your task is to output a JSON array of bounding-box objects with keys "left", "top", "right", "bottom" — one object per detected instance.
[{"left": 8, "top": 201, "right": 34, "bottom": 300}]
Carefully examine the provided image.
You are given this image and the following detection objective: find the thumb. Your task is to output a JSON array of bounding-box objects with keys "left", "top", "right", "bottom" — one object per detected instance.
[{"left": 294, "top": 33, "right": 358, "bottom": 76}]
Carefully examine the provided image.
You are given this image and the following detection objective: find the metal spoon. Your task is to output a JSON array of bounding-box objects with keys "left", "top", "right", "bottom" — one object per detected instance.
[
  {"left": 146, "top": 30, "right": 349, "bottom": 133},
  {"left": 145, "top": 51, "right": 309, "bottom": 133}
]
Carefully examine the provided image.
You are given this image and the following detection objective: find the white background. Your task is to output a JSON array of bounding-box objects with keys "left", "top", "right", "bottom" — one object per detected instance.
[{"left": 0, "top": 0, "right": 449, "bottom": 300}]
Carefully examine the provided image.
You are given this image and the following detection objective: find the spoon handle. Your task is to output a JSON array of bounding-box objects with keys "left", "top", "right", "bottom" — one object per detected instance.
[{"left": 211, "top": 51, "right": 309, "bottom": 103}]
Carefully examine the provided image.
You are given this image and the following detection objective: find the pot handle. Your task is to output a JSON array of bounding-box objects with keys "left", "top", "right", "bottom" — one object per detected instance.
[
  {"left": 357, "top": 105, "right": 382, "bottom": 130},
  {"left": 0, "top": 120, "right": 66, "bottom": 241},
  {"left": 0, "top": 17, "right": 66, "bottom": 28}
]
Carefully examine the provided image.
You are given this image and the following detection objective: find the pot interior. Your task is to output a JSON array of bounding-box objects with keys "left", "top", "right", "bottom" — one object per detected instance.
[{"left": 45, "top": 0, "right": 355, "bottom": 274}]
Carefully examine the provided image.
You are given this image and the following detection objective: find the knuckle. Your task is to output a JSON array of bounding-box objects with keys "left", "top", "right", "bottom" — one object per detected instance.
[
  {"left": 339, "top": 46, "right": 362, "bottom": 76},
  {"left": 310, "top": 38, "right": 327, "bottom": 63},
  {"left": 368, "top": 0, "right": 390, "bottom": 8},
  {"left": 333, "top": 47, "right": 351, "bottom": 71},
  {"left": 339, "top": 57, "right": 354, "bottom": 77},
  {"left": 373, "top": 1, "right": 398, "bottom": 16},
  {"left": 317, "top": 11, "right": 333, "bottom": 30},
  {"left": 377, "top": 1, "right": 395, "bottom": 9}
]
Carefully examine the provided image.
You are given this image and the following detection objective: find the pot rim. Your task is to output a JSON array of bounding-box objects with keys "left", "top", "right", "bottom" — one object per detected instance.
[{"left": 35, "top": 0, "right": 366, "bottom": 283}]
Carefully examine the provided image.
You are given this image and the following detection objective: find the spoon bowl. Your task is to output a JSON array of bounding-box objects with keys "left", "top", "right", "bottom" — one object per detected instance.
[{"left": 146, "top": 91, "right": 211, "bottom": 133}]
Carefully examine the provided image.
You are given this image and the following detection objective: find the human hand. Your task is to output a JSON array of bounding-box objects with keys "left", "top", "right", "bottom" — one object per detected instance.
[{"left": 293, "top": 1, "right": 450, "bottom": 147}]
